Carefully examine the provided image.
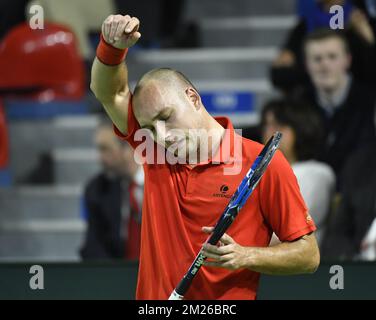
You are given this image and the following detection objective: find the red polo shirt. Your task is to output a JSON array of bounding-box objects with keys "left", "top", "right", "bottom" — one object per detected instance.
[{"left": 114, "top": 99, "right": 316, "bottom": 300}]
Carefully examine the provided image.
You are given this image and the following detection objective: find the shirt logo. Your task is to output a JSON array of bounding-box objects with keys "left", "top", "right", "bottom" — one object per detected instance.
[
  {"left": 220, "top": 185, "right": 229, "bottom": 193},
  {"left": 213, "top": 185, "right": 231, "bottom": 198}
]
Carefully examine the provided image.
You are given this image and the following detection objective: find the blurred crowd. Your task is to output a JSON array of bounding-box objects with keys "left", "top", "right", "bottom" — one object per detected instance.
[
  {"left": 0, "top": 0, "right": 375, "bottom": 262},
  {"left": 268, "top": 0, "right": 376, "bottom": 261}
]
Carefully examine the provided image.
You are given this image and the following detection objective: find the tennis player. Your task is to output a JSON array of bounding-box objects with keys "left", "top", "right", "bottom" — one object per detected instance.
[{"left": 90, "top": 14, "right": 320, "bottom": 300}]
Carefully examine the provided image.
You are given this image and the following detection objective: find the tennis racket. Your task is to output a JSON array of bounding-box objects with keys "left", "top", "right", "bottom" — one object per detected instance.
[{"left": 168, "top": 131, "right": 283, "bottom": 300}]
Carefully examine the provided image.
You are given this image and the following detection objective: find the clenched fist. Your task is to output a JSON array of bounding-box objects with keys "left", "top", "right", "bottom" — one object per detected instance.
[{"left": 102, "top": 14, "right": 141, "bottom": 50}]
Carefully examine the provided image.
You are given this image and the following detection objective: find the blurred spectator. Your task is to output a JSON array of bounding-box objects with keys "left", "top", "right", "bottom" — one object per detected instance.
[
  {"left": 271, "top": 0, "right": 376, "bottom": 95},
  {"left": 261, "top": 99, "right": 336, "bottom": 245},
  {"left": 300, "top": 29, "right": 376, "bottom": 181},
  {"left": 322, "top": 143, "right": 376, "bottom": 260},
  {"left": 353, "top": 0, "right": 376, "bottom": 38},
  {"left": 80, "top": 119, "right": 143, "bottom": 260}
]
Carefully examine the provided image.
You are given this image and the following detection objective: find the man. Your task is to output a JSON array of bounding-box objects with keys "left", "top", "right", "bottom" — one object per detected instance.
[
  {"left": 80, "top": 119, "right": 143, "bottom": 260},
  {"left": 90, "top": 14, "right": 320, "bottom": 300},
  {"left": 302, "top": 29, "right": 376, "bottom": 181},
  {"left": 271, "top": 0, "right": 376, "bottom": 94}
]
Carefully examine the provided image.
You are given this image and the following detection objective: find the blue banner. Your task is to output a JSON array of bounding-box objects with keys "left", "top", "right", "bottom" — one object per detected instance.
[{"left": 200, "top": 91, "right": 254, "bottom": 114}]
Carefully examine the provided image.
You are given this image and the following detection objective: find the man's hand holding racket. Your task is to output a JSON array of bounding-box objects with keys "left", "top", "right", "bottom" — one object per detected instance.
[{"left": 201, "top": 226, "right": 250, "bottom": 270}]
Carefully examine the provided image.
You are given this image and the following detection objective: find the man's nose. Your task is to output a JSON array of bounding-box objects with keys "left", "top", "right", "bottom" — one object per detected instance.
[
  {"left": 165, "top": 132, "right": 176, "bottom": 144},
  {"left": 320, "top": 57, "right": 332, "bottom": 69},
  {"left": 163, "top": 128, "right": 182, "bottom": 147}
]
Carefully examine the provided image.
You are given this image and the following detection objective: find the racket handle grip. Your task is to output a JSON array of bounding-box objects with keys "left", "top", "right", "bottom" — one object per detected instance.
[{"left": 168, "top": 290, "right": 184, "bottom": 300}]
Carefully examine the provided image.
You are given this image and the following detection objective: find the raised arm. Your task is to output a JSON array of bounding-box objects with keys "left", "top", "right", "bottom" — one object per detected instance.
[{"left": 90, "top": 14, "right": 141, "bottom": 135}]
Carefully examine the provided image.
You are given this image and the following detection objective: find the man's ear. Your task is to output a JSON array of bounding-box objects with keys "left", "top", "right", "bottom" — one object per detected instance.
[{"left": 185, "top": 87, "right": 201, "bottom": 110}]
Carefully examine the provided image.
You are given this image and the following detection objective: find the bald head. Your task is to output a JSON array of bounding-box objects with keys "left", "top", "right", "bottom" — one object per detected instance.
[{"left": 134, "top": 68, "right": 197, "bottom": 99}]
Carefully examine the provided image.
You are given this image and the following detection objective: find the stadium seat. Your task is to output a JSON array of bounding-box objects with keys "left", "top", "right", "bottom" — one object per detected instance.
[{"left": 0, "top": 22, "right": 85, "bottom": 101}]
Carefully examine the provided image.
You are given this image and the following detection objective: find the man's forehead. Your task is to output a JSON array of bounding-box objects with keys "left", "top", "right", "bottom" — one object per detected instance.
[
  {"left": 134, "top": 81, "right": 159, "bottom": 105},
  {"left": 307, "top": 38, "right": 345, "bottom": 52},
  {"left": 133, "top": 81, "right": 178, "bottom": 119},
  {"left": 133, "top": 99, "right": 172, "bottom": 128},
  {"left": 135, "top": 81, "right": 160, "bottom": 100}
]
